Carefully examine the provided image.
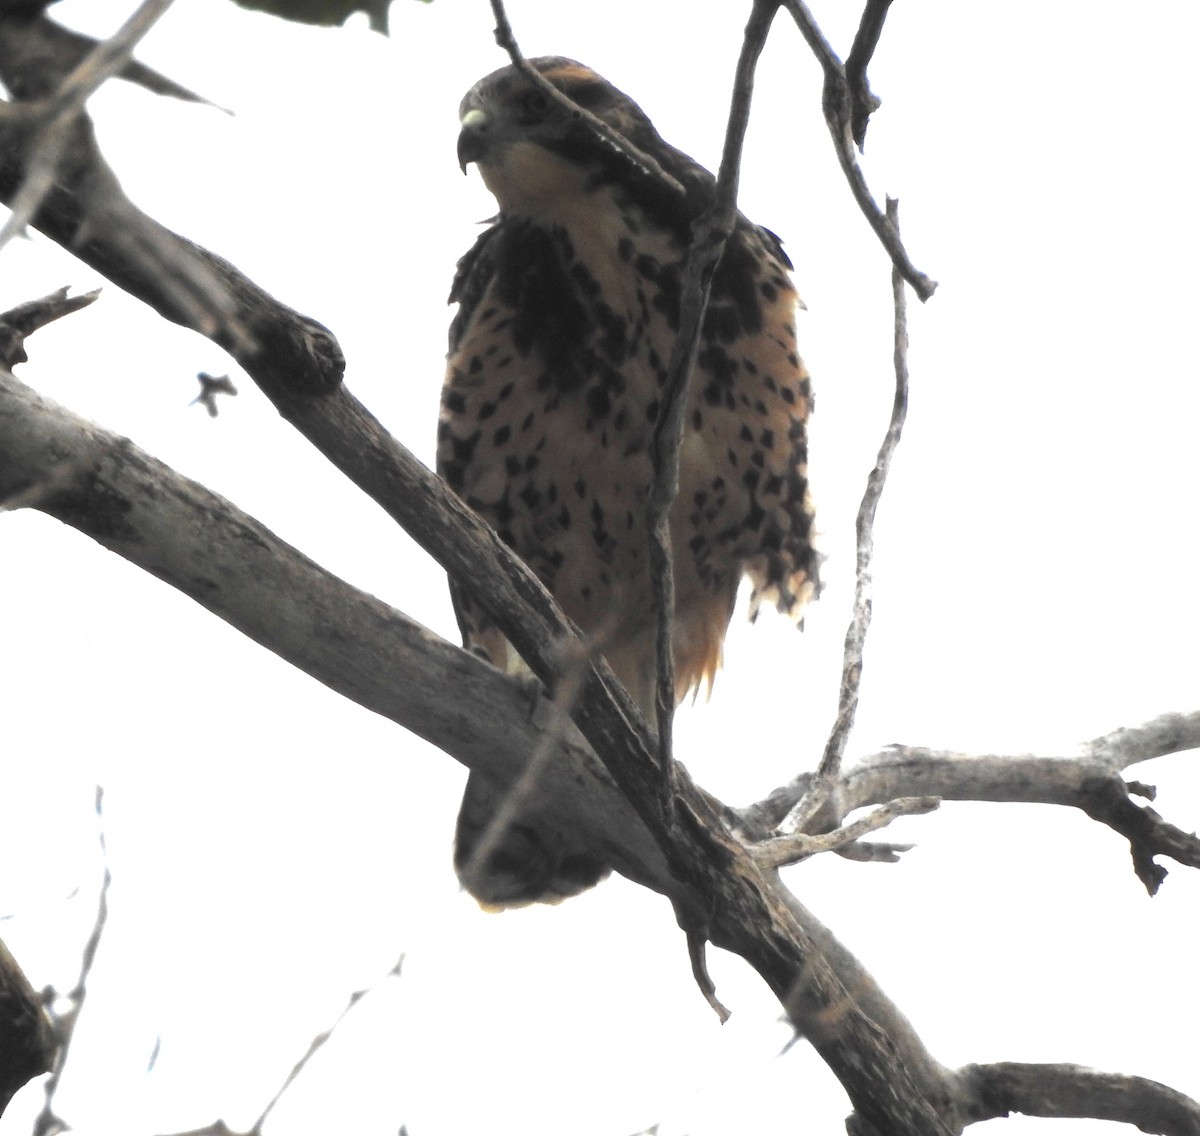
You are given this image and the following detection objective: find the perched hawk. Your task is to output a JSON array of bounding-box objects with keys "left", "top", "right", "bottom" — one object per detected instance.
[{"left": 440, "top": 58, "right": 817, "bottom": 907}]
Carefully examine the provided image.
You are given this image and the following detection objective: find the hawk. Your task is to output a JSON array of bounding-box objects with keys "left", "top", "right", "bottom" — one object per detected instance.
[{"left": 440, "top": 57, "right": 817, "bottom": 907}]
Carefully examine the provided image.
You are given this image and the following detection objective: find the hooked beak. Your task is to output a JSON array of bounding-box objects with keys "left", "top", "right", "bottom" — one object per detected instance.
[{"left": 457, "top": 107, "right": 490, "bottom": 174}]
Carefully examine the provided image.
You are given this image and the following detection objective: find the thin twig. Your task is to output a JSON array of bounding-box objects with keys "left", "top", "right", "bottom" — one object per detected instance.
[
  {"left": 0, "top": 285, "right": 100, "bottom": 371},
  {"left": 0, "top": 0, "right": 177, "bottom": 251},
  {"left": 647, "top": 0, "right": 781, "bottom": 810},
  {"left": 487, "top": 0, "right": 684, "bottom": 197},
  {"left": 790, "top": 196, "right": 909, "bottom": 832},
  {"left": 686, "top": 929, "right": 730, "bottom": 1024},
  {"left": 457, "top": 632, "right": 603, "bottom": 899},
  {"left": 780, "top": 0, "right": 936, "bottom": 300},
  {"left": 753, "top": 795, "right": 938, "bottom": 869},
  {"left": 251, "top": 953, "right": 406, "bottom": 1133},
  {"left": 33, "top": 786, "right": 111, "bottom": 1136}
]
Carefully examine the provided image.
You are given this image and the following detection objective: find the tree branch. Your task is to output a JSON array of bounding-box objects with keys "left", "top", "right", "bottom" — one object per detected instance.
[
  {"left": 0, "top": 363, "right": 960, "bottom": 1134},
  {"left": 0, "top": 938, "right": 55, "bottom": 1117},
  {"left": 0, "top": 364, "right": 673, "bottom": 900},
  {"left": 780, "top": 0, "right": 937, "bottom": 300},
  {"left": 753, "top": 795, "right": 938, "bottom": 869},
  {"left": 843, "top": 0, "right": 892, "bottom": 148},
  {"left": 647, "top": 0, "right": 780, "bottom": 800},
  {"left": 32, "top": 787, "right": 110, "bottom": 1136},
  {"left": 791, "top": 195, "right": 910, "bottom": 836},
  {"left": 742, "top": 711, "right": 1200, "bottom": 892},
  {"left": 0, "top": 0, "right": 178, "bottom": 250},
  {"left": 487, "top": 0, "right": 684, "bottom": 197},
  {"left": 960, "top": 1063, "right": 1200, "bottom": 1134}
]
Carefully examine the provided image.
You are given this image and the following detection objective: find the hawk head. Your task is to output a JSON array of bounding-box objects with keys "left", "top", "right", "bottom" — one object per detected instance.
[{"left": 456, "top": 57, "right": 710, "bottom": 222}]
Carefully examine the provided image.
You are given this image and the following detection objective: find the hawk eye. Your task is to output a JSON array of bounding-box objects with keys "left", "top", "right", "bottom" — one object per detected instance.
[{"left": 517, "top": 89, "right": 550, "bottom": 119}]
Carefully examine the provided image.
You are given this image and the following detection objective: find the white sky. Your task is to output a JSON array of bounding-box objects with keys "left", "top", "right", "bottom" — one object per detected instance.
[{"left": 2, "top": 1, "right": 1199, "bottom": 1134}]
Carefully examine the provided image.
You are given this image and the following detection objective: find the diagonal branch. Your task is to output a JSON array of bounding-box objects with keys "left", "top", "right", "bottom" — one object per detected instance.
[
  {"left": 0, "top": 286, "right": 99, "bottom": 372},
  {"left": 0, "top": 0, "right": 178, "bottom": 250},
  {"left": 742, "top": 711, "right": 1200, "bottom": 893},
  {"left": 843, "top": 0, "right": 892, "bottom": 147},
  {"left": 647, "top": 0, "right": 781, "bottom": 801},
  {"left": 753, "top": 794, "right": 938, "bottom": 869},
  {"left": 960, "top": 1062, "right": 1200, "bottom": 1134},
  {"left": 0, "top": 360, "right": 958, "bottom": 1133},
  {"left": 780, "top": 0, "right": 937, "bottom": 300},
  {"left": 250, "top": 954, "right": 406, "bottom": 1134}
]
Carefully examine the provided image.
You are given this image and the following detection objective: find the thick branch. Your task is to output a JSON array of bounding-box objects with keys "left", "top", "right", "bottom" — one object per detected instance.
[
  {"left": 488, "top": 1, "right": 684, "bottom": 198},
  {"left": 960, "top": 1063, "right": 1200, "bottom": 1134},
  {"left": 0, "top": 938, "right": 55, "bottom": 1117},
  {"left": 0, "top": 366, "right": 672, "bottom": 894},
  {"left": 743, "top": 712, "right": 1200, "bottom": 893},
  {"left": 0, "top": 364, "right": 960, "bottom": 1133}
]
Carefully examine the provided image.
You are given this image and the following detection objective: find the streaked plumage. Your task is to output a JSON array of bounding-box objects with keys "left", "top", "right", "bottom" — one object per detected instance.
[{"left": 440, "top": 58, "right": 817, "bottom": 906}]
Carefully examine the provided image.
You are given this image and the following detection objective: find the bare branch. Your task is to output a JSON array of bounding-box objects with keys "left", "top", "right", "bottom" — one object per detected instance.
[
  {"left": 791, "top": 196, "right": 910, "bottom": 831},
  {"left": 0, "top": 286, "right": 99, "bottom": 371},
  {"left": 0, "top": 52, "right": 254, "bottom": 353},
  {"left": 0, "top": 365, "right": 672, "bottom": 899},
  {"left": 487, "top": 0, "right": 684, "bottom": 196},
  {"left": 780, "top": 0, "right": 937, "bottom": 300},
  {"left": 0, "top": 0, "right": 177, "bottom": 250},
  {"left": 32, "top": 787, "right": 110, "bottom": 1136},
  {"left": 744, "top": 710, "right": 1200, "bottom": 892},
  {"left": 647, "top": 0, "right": 781, "bottom": 799},
  {"left": 0, "top": 938, "right": 55, "bottom": 1116},
  {"left": 960, "top": 1062, "right": 1200, "bottom": 1134},
  {"left": 0, "top": 367, "right": 960, "bottom": 1135},
  {"left": 685, "top": 929, "right": 730, "bottom": 1024},
  {"left": 753, "top": 795, "right": 939, "bottom": 869},
  {"left": 843, "top": 0, "right": 892, "bottom": 147},
  {"left": 250, "top": 954, "right": 406, "bottom": 1134}
]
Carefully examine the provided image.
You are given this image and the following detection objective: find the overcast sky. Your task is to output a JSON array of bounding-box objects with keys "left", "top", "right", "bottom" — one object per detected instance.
[{"left": 2, "top": 2, "right": 1199, "bottom": 1135}]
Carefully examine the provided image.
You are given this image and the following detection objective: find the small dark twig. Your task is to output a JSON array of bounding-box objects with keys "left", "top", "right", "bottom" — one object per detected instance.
[
  {"left": 685, "top": 928, "right": 730, "bottom": 1024},
  {"left": 790, "top": 196, "right": 909, "bottom": 830},
  {"left": 843, "top": 0, "right": 892, "bottom": 148}
]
